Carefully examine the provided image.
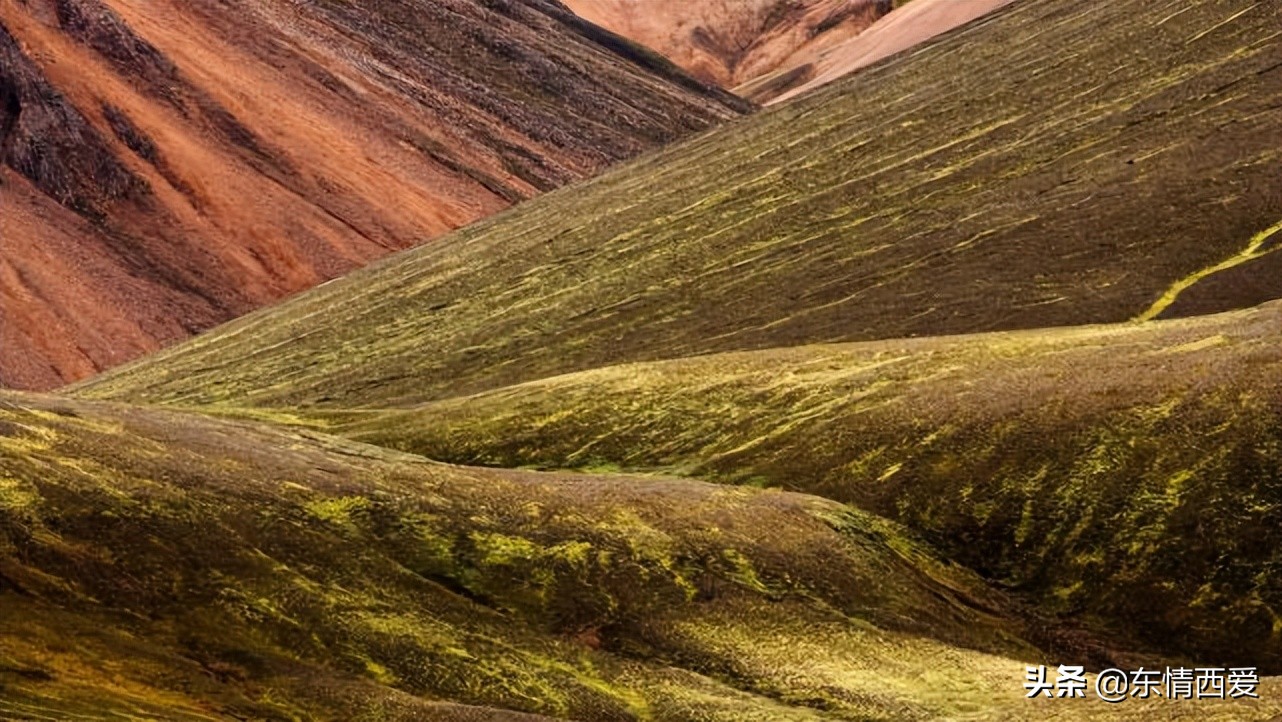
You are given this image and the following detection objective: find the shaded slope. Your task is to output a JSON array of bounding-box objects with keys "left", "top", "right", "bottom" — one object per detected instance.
[
  {"left": 561, "top": 0, "right": 891, "bottom": 89},
  {"left": 75, "top": 0, "right": 1282, "bottom": 410},
  {"left": 737, "top": 0, "right": 1018, "bottom": 103},
  {"left": 0, "top": 0, "right": 746, "bottom": 390},
  {"left": 332, "top": 300, "right": 1282, "bottom": 672},
  {"left": 0, "top": 391, "right": 1099, "bottom": 721}
]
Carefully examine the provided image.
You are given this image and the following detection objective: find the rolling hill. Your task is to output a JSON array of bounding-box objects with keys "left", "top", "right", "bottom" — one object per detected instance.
[
  {"left": 4, "top": 391, "right": 1280, "bottom": 720},
  {"left": 12, "top": 0, "right": 1281, "bottom": 717},
  {"left": 74, "top": 0, "right": 1282, "bottom": 411},
  {"left": 332, "top": 300, "right": 1282, "bottom": 672},
  {"left": 0, "top": 0, "right": 746, "bottom": 391},
  {"left": 62, "top": 0, "right": 1282, "bottom": 691},
  {"left": 0, "top": 391, "right": 1072, "bottom": 720}
]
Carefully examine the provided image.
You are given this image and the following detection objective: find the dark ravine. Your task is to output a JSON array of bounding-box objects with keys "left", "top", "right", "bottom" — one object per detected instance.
[
  {"left": 0, "top": 0, "right": 745, "bottom": 390},
  {"left": 0, "top": 72, "right": 21, "bottom": 165},
  {"left": 0, "top": 19, "right": 146, "bottom": 216},
  {"left": 561, "top": 0, "right": 893, "bottom": 93}
]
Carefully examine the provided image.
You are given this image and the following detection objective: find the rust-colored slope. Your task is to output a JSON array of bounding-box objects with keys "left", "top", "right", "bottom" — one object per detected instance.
[
  {"left": 562, "top": 0, "right": 892, "bottom": 88},
  {"left": 0, "top": 0, "right": 746, "bottom": 390},
  {"left": 750, "top": 0, "right": 1018, "bottom": 104}
]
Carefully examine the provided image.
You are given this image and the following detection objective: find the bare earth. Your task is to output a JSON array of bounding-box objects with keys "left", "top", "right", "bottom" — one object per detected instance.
[
  {"left": 563, "top": 0, "right": 1018, "bottom": 103},
  {"left": 745, "top": 0, "right": 1019, "bottom": 103},
  {"left": 562, "top": 0, "right": 891, "bottom": 89}
]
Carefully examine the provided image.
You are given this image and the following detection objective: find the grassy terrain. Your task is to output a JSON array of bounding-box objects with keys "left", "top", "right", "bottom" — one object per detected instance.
[
  {"left": 4, "top": 391, "right": 1281, "bottom": 720},
  {"left": 0, "top": 391, "right": 1038, "bottom": 720},
  {"left": 74, "top": 0, "right": 1282, "bottom": 409},
  {"left": 327, "top": 300, "right": 1282, "bottom": 673}
]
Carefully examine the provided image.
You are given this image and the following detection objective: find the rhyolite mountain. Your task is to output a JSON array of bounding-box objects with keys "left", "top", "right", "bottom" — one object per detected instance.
[
  {"left": 2, "top": 0, "right": 1279, "bottom": 718},
  {"left": 0, "top": 0, "right": 746, "bottom": 390},
  {"left": 562, "top": 0, "right": 1019, "bottom": 103},
  {"left": 78, "top": 0, "right": 1281, "bottom": 411},
  {"left": 562, "top": 0, "right": 894, "bottom": 89},
  {"left": 737, "top": 0, "right": 1018, "bottom": 103}
]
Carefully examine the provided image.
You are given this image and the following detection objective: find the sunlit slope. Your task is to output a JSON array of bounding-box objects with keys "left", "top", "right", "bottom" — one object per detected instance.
[
  {"left": 334, "top": 300, "right": 1282, "bottom": 673},
  {"left": 75, "top": 0, "right": 1282, "bottom": 409},
  {"left": 0, "top": 391, "right": 1070, "bottom": 721}
]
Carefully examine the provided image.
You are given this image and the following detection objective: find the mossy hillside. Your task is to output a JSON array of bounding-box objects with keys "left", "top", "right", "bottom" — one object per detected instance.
[
  {"left": 1, "top": 391, "right": 1067, "bottom": 721},
  {"left": 75, "top": 0, "right": 1282, "bottom": 410},
  {"left": 338, "top": 300, "right": 1282, "bottom": 672},
  {"left": 5, "top": 394, "right": 1278, "bottom": 720},
  {"left": 0, "top": 597, "right": 564, "bottom": 722},
  {"left": 643, "top": 598, "right": 1282, "bottom": 722}
]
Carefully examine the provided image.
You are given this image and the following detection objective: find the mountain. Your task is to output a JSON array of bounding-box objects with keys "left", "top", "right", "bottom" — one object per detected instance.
[
  {"left": 7, "top": 0, "right": 1280, "bottom": 717},
  {"left": 0, "top": 0, "right": 747, "bottom": 391},
  {"left": 67, "top": 0, "right": 1282, "bottom": 682},
  {"left": 562, "top": 0, "right": 1020, "bottom": 104},
  {"left": 562, "top": 0, "right": 893, "bottom": 89},
  {"left": 736, "top": 0, "right": 1018, "bottom": 103},
  {"left": 75, "top": 0, "right": 1282, "bottom": 411}
]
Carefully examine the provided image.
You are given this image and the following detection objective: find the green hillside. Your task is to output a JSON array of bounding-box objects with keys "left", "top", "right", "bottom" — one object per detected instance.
[
  {"left": 74, "top": 0, "right": 1281, "bottom": 409},
  {"left": 4, "top": 392, "right": 1281, "bottom": 720},
  {"left": 332, "top": 301, "right": 1282, "bottom": 672},
  {"left": 0, "top": 392, "right": 1090, "bottom": 720}
]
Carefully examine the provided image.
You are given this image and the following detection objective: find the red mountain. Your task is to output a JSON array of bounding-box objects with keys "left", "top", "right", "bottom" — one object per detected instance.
[{"left": 0, "top": 0, "right": 746, "bottom": 390}]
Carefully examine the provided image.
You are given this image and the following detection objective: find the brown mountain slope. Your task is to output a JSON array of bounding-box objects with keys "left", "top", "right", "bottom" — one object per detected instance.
[
  {"left": 561, "top": 0, "right": 892, "bottom": 88},
  {"left": 0, "top": 0, "right": 746, "bottom": 391},
  {"left": 737, "top": 0, "right": 1018, "bottom": 103}
]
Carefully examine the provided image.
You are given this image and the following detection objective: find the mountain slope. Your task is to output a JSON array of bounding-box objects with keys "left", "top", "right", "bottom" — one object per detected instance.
[
  {"left": 20, "top": 0, "right": 1282, "bottom": 713},
  {"left": 0, "top": 391, "right": 1072, "bottom": 721},
  {"left": 0, "top": 0, "right": 746, "bottom": 390},
  {"left": 75, "top": 0, "right": 1282, "bottom": 411},
  {"left": 5, "top": 391, "right": 1281, "bottom": 720},
  {"left": 736, "top": 0, "right": 1018, "bottom": 103},
  {"left": 332, "top": 300, "right": 1282, "bottom": 671},
  {"left": 561, "top": 0, "right": 892, "bottom": 89}
]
